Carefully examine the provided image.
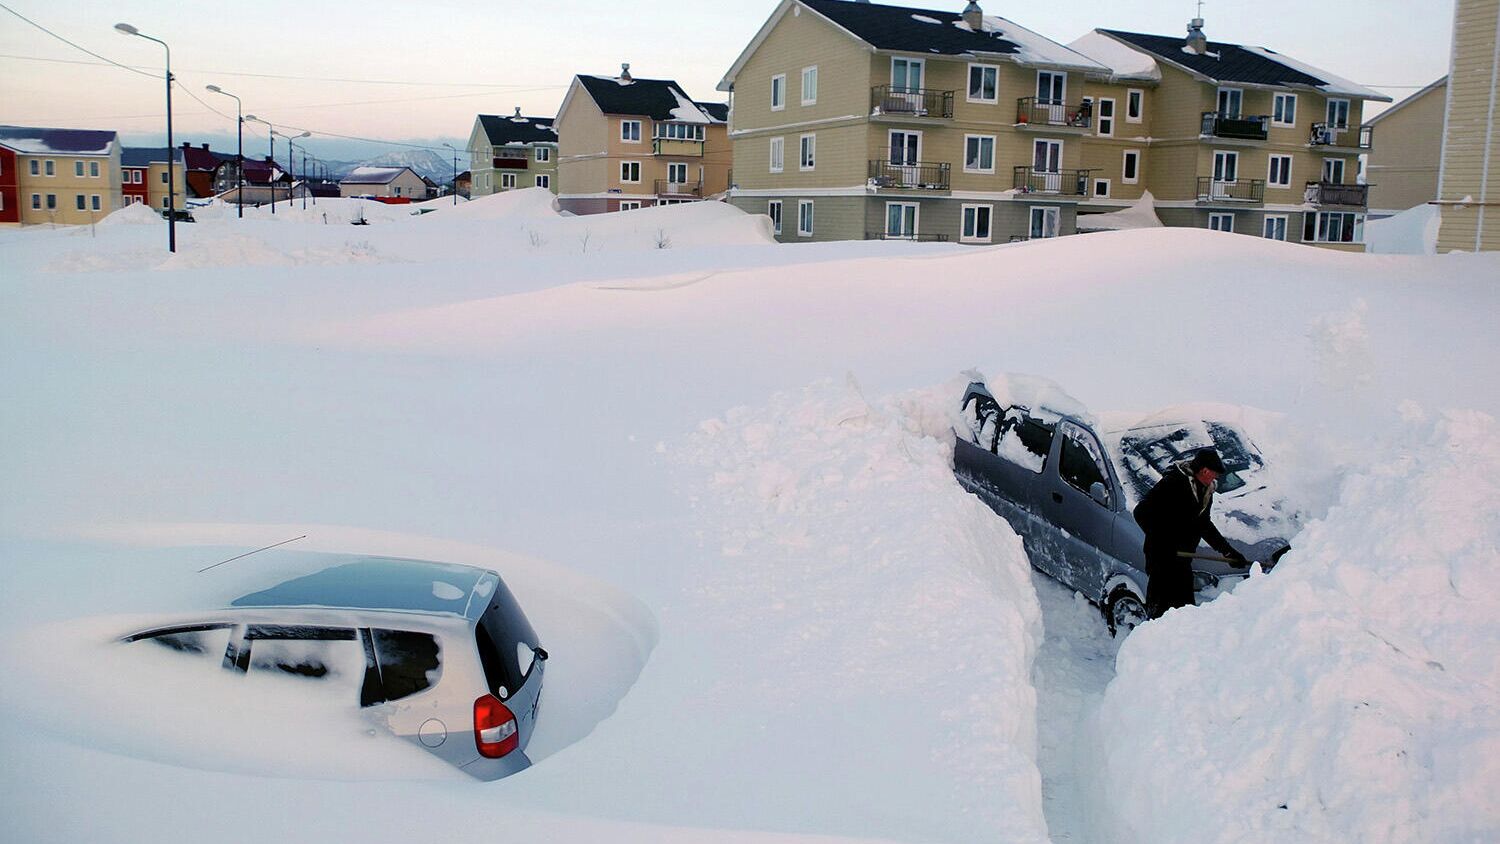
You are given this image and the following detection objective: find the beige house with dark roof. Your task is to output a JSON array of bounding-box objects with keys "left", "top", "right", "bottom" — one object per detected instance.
[
  {"left": 338, "top": 166, "right": 427, "bottom": 199},
  {"left": 1365, "top": 78, "right": 1447, "bottom": 216},
  {"left": 1435, "top": 0, "right": 1500, "bottom": 252},
  {"left": 468, "top": 110, "right": 559, "bottom": 197}
]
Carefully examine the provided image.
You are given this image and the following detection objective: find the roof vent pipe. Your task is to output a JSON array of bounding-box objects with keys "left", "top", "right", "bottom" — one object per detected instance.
[
  {"left": 962, "top": 2, "right": 984, "bottom": 31},
  {"left": 1185, "top": 17, "right": 1208, "bottom": 55},
  {"left": 514, "top": 106, "right": 522, "bottom": 117},
  {"left": 620, "top": 63, "right": 632, "bottom": 82}
]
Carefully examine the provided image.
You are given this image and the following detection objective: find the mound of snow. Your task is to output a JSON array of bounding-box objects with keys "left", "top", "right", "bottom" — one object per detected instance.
[
  {"left": 1094, "top": 409, "right": 1500, "bottom": 843},
  {"left": 1365, "top": 204, "right": 1441, "bottom": 255},
  {"left": 431, "top": 186, "right": 561, "bottom": 221},
  {"left": 676, "top": 376, "right": 1048, "bottom": 842},
  {"left": 97, "top": 202, "right": 166, "bottom": 226}
]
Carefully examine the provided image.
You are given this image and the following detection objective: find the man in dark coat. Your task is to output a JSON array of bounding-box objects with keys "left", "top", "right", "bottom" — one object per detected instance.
[{"left": 1133, "top": 448, "right": 1249, "bottom": 619}]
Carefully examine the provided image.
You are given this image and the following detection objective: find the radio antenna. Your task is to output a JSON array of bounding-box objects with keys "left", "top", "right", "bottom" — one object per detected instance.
[{"left": 198, "top": 534, "right": 307, "bottom": 573}]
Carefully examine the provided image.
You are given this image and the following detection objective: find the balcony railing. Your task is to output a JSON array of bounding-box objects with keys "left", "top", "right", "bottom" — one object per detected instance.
[
  {"left": 1016, "top": 97, "right": 1092, "bottom": 128},
  {"left": 655, "top": 179, "right": 704, "bottom": 198},
  {"left": 1012, "top": 166, "right": 1092, "bottom": 196},
  {"left": 868, "top": 160, "right": 951, "bottom": 190},
  {"left": 1304, "top": 181, "right": 1369, "bottom": 207},
  {"left": 871, "top": 85, "right": 955, "bottom": 119},
  {"left": 1201, "top": 112, "right": 1270, "bottom": 140},
  {"left": 1310, "top": 123, "right": 1373, "bottom": 149},
  {"left": 1196, "top": 177, "right": 1266, "bottom": 202},
  {"left": 493, "top": 154, "right": 528, "bottom": 170},
  {"left": 866, "top": 232, "right": 950, "bottom": 243},
  {"left": 653, "top": 138, "right": 705, "bottom": 157}
]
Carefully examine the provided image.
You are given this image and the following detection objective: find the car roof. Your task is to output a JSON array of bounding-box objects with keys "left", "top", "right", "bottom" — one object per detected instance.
[{"left": 229, "top": 556, "right": 493, "bottom": 619}]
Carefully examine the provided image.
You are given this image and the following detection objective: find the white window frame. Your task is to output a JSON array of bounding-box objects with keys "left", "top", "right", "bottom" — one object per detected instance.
[
  {"left": 1213, "top": 150, "right": 1239, "bottom": 183},
  {"left": 75, "top": 193, "right": 86, "bottom": 210},
  {"left": 91, "top": 194, "right": 101, "bottom": 211},
  {"left": 31, "top": 193, "right": 40, "bottom": 210},
  {"left": 771, "top": 74, "right": 786, "bottom": 111},
  {"left": 44, "top": 160, "right": 55, "bottom": 177},
  {"left": 1122, "top": 149, "right": 1140, "bottom": 184},
  {"left": 1093, "top": 178, "right": 1111, "bottom": 198},
  {"left": 960, "top": 203, "right": 993, "bottom": 244},
  {"left": 620, "top": 161, "right": 641, "bottom": 183},
  {"left": 534, "top": 174, "right": 550, "bottom": 189},
  {"left": 619, "top": 200, "right": 642, "bottom": 211},
  {"left": 1029, "top": 205, "right": 1060, "bottom": 239},
  {"left": 46, "top": 193, "right": 56, "bottom": 209},
  {"left": 1208, "top": 212, "right": 1235, "bottom": 233},
  {"left": 963, "top": 134, "right": 996, "bottom": 173},
  {"left": 1326, "top": 98, "right": 1350, "bottom": 129},
  {"left": 888, "top": 129, "right": 922, "bottom": 165},
  {"left": 667, "top": 162, "right": 688, "bottom": 184},
  {"left": 535, "top": 147, "right": 551, "bottom": 162},
  {"left": 1216, "top": 87, "right": 1243, "bottom": 117},
  {"left": 1305, "top": 210, "right": 1364, "bottom": 243},
  {"left": 90, "top": 161, "right": 99, "bottom": 178},
  {"left": 500, "top": 172, "right": 517, "bottom": 189},
  {"left": 801, "top": 66, "right": 818, "bottom": 106},
  {"left": 966, "top": 63, "right": 999, "bottom": 104},
  {"left": 769, "top": 136, "right": 784, "bottom": 173},
  {"left": 1036, "top": 70, "right": 1065, "bottom": 104},
  {"left": 621, "top": 120, "right": 642, "bottom": 143},
  {"left": 799, "top": 133, "right": 815, "bottom": 171},
  {"left": 1272, "top": 93, "right": 1298, "bottom": 127},
  {"left": 1126, "top": 89, "right": 1144, "bottom": 122},
  {"left": 1096, "top": 98, "right": 1115, "bottom": 137},
  {"left": 75, "top": 161, "right": 84, "bottom": 177},
  {"left": 797, "top": 199, "right": 814, "bottom": 237},
  {"left": 883, "top": 201, "right": 920, "bottom": 240},
  {"left": 1263, "top": 214, "right": 1289, "bottom": 241},
  {"left": 1322, "top": 157, "right": 1346, "bottom": 184},
  {"left": 767, "top": 199, "right": 782, "bottom": 235},
  {"left": 891, "top": 57, "right": 925, "bottom": 91},
  {"left": 29, "top": 159, "right": 38, "bottom": 176},
  {"left": 1267, "top": 154, "right": 1293, "bottom": 188}
]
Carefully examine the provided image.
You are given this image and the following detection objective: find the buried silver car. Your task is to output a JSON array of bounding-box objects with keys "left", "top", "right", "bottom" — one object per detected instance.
[
  {"left": 120, "top": 556, "right": 547, "bottom": 780},
  {"left": 953, "top": 375, "right": 1300, "bottom": 634}
]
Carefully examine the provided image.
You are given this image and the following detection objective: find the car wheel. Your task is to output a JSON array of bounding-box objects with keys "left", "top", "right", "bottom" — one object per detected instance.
[{"left": 1105, "top": 588, "right": 1146, "bottom": 637}]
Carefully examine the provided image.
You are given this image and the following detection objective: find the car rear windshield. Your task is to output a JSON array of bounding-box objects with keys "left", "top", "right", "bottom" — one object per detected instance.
[{"left": 474, "top": 577, "right": 539, "bottom": 700}]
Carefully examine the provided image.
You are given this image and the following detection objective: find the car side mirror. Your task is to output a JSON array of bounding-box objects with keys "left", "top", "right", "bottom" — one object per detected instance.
[
  {"left": 534, "top": 646, "right": 549, "bottom": 662},
  {"left": 1088, "top": 482, "right": 1110, "bottom": 507}
]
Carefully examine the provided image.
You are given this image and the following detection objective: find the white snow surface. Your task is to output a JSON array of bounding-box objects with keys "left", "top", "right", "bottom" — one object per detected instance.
[
  {"left": 956, "top": 16, "right": 1108, "bottom": 72},
  {"left": 1066, "top": 30, "right": 1162, "bottom": 82},
  {"left": 1242, "top": 45, "right": 1391, "bottom": 101},
  {"left": 1075, "top": 191, "right": 1164, "bottom": 232},
  {"left": 1366, "top": 204, "right": 1441, "bottom": 255},
  {"left": 668, "top": 87, "right": 713, "bottom": 124},
  {"left": 2, "top": 187, "right": 1499, "bottom": 842}
]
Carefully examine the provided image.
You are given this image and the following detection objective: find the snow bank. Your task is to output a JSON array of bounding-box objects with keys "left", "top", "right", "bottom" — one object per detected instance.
[
  {"left": 97, "top": 202, "right": 167, "bottom": 227},
  {"left": 1366, "top": 204, "right": 1441, "bottom": 255},
  {"left": 1094, "top": 409, "right": 1500, "bottom": 843},
  {"left": 677, "top": 376, "right": 1048, "bottom": 843}
]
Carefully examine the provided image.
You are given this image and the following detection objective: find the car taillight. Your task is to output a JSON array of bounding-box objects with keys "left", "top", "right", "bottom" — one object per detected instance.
[{"left": 474, "top": 694, "right": 519, "bottom": 758}]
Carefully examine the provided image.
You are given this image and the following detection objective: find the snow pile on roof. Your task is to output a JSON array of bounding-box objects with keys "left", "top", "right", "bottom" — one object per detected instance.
[
  {"left": 342, "top": 166, "right": 410, "bottom": 184},
  {"left": 956, "top": 15, "right": 1108, "bottom": 70},
  {"left": 1076, "top": 191, "right": 1164, "bottom": 232},
  {"left": 912, "top": 14, "right": 942, "bottom": 25},
  {"left": 678, "top": 376, "right": 1047, "bottom": 842},
  {"left": 1365, "top": 204, "right": 1441, "bottom": 255},
  {"left": 667, "top": 87, "right": 712, "bottom": 124},
  {"left": 1242, "top": 45, "right": 1391, "bottom": 101},
  {"left": 1094, "top": 408, "right": 1500, "bottom": 842},
  {"left": 1067, "top": 30, "right": 1161, "bottom": 81}
]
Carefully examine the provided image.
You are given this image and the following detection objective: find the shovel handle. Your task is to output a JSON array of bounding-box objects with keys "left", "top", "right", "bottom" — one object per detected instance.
[{"left": 1176, "top": 551, "right": 1243, "bottom": 564}]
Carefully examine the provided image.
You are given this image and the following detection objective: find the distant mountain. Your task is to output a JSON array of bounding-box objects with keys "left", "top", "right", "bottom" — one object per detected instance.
[{"left": 324, "top": 149, "right": 458, "bottom": 183}]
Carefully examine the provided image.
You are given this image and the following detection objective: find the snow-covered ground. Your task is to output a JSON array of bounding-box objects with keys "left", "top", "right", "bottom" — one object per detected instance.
[{"left": 1, "top": 189, "right": 1497, "bottom": 842}]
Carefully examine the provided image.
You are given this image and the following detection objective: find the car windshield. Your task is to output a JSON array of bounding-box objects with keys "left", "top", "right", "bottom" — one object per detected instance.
[
  {"left": 1111, "top": 421, "right": 1263, "bottom": 506},
  {"left": 473, "top": 576, "right": 540, "bottom": 700}
]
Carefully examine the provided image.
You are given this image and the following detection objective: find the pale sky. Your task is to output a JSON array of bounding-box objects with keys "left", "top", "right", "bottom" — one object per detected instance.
[{"left": 1, "top": 0, "right": 1456, "bottom": 155}]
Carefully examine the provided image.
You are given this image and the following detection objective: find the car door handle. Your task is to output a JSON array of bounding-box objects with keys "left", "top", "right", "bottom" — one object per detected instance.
[{"left": 1051, "top": 492, "right": 1063, "bottom": 504}]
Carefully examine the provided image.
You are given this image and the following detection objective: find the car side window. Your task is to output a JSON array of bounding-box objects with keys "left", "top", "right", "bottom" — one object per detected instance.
[
  {"left": 1059, "top": 422, "right": 1112, "bottom": 507},
  {"left": 368, "top": 629, "right": 441, "bottom": 704},
  {"left": 241, "top": 625, "right": 366, "bottom": 682},
  {"left": 125, "top": 623, "right": 234, "bottom": 661}
]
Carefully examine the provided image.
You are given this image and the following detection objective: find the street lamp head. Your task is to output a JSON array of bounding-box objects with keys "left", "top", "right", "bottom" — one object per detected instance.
[
  {"left": 113, "top": 22, "right": 139, "bottom": 35},
  {"left": 205, "top": 84, "right": 222, "bottom": 93},
  {"left": 294, "top": 131, "right": 311, "bottom": 139},
  {"left": 245, "top": 114, "right": 262, "bottom": 123}
]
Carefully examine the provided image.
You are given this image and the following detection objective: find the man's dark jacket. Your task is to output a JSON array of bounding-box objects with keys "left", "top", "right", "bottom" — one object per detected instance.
[{"left": 1133, "top": 463, "right": 1238, "bottom": 561}]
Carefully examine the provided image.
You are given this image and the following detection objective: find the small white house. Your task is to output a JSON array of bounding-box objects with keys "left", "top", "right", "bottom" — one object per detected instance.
[{"left": 338, "top": 166, "right": 427, "bottom": 199}]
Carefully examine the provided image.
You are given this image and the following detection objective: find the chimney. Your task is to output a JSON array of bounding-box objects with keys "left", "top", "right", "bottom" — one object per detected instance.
[
  {"left": 1185, "top": 17, "right": 1208, "bottom": 55},
  {"left": 962, "top": 1, "right": 984, "bottom": 31},
  {"left": 620, "top": 62, "right": 632, "bottom": 83},
  {"left": 201, "top": 143, "right": 209, "bottom": 150},
  {"left": 514, "top": 106, "right": 522, "bottom": 118}
]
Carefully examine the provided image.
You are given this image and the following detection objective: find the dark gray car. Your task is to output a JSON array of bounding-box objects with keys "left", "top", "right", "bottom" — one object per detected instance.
[
  {"left": 120, "top": 556, "right": 547, "bottom": 780},
  {"left": 953, "top": 379, "right": 1296, "bottom": 634}
]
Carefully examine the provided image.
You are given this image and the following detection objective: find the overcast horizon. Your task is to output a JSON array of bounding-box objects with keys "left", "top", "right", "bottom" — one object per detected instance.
[{"left": 3, "top": 0, "right": 1458, "bottom": 161}]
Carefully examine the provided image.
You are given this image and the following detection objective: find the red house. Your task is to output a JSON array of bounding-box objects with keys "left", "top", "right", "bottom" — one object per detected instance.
[{"left": 0, "top": 145, "right": 17, "bottom": 223}]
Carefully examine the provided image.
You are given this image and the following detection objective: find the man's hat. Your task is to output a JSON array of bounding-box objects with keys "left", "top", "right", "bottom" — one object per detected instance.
[{"left": 1190, "top": 448, "right": 1227, "bottom": 474}]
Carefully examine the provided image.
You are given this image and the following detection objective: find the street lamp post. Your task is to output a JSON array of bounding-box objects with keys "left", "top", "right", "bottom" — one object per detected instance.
[
  {"left": 245, "top": 116, "right": 283, "bottom": 213},
  {"left": 115, "top": 23, "right": 176, "bottom": 252},
  {"left": 278, "top": 130, "right": 311, "bottom": 212},
  {"left": 442, "top": 142, "right": 460, "bottom": 205},
  {"left": 205, "top": 84, "right": 243, "bottom": 219}
]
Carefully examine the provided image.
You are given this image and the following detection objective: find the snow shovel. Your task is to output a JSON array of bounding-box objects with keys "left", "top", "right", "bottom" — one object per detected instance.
[{"left": 1177, "top": 545, "right": 1291, "bottom": 568}]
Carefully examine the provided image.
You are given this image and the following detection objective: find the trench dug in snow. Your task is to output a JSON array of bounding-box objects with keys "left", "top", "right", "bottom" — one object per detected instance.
[{"left": 0, "top": 533, "right": 657, "bottom": 781}]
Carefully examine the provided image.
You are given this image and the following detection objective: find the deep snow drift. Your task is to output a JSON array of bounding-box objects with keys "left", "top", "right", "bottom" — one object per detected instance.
[{"left": 2, "top": 190, "right": 1498, "bottom": 842}]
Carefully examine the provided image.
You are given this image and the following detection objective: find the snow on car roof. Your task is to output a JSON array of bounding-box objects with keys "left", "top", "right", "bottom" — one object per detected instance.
[{"left": 230, "top": 556, "right": 490, "bottom": 617}]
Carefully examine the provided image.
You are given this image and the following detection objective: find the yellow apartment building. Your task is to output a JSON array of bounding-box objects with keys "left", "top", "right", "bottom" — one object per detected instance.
[
  {"left": 0, "top": 125, "right": 121, "bottom": 226},
  {"left": 468, "top": 109, "right": 559, "bottom": 196},
  {"left": 1435, "top": 0, "right": 1500, "bottom": 252}
]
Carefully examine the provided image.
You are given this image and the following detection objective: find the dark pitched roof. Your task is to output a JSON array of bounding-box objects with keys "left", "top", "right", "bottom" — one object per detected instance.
[
  {"left": 800, "top": 0, "right": 1020, "bottom": 56},
  {"left": 1099, "top": 30, "right": 1328, "bottom": 88},
  {"left": 121, "top": 146, "right": 171, "bottom": 167},
  {"left": 0, "top": 125, "right": 117, "bottom": 155},
  {"left": 695, "top": 101, "right": 730, "bottom": 122},
  {"left": 477, "top": 114, "right": 557, "bottom": 145},
  {"left": 575, "top": 75, "right": 718, "bottom": 122},
  {"left": 179, "top": 144, "right": 230, "bottom": 171}
]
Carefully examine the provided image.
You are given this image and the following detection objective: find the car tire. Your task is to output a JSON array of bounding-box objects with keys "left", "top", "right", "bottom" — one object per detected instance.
[{"left": 1104, "top": 588, "right": 1146, "bottom": 637}]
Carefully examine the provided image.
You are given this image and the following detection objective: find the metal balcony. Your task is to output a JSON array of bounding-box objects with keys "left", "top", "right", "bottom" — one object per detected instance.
[
  {"left": 1303, "top": 181, "right": 1369, "bottom": 207},
  {"left": 493, "top": 153, "right": 528, "bottom": 170},
  {"left": 1016, "top": 98, "right": 1092, "bottom": 129},
  {"left": 655, "top": 179, "right": 704, "bottom": 198},
  {"left": 1201, "top": 112, "right": 1270, "bottom": 140},
  {"left": 1310, "top": 123, "right": 1373, "bottom": 149},
  {"left": 868, "top": 160, "right": 951, "bottom": 190},
  {"left": 871, "top": 85, "right": 955, "bottom": 119},
  {"left": 1196, "top": 177, "right": 1265, "bottom": 202},
  {"left": 1012, "top": 166, "right": 1092, "bottom": 196},
  {"left": 866, "top": 232, "right": 950, "bottom": 242}
]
